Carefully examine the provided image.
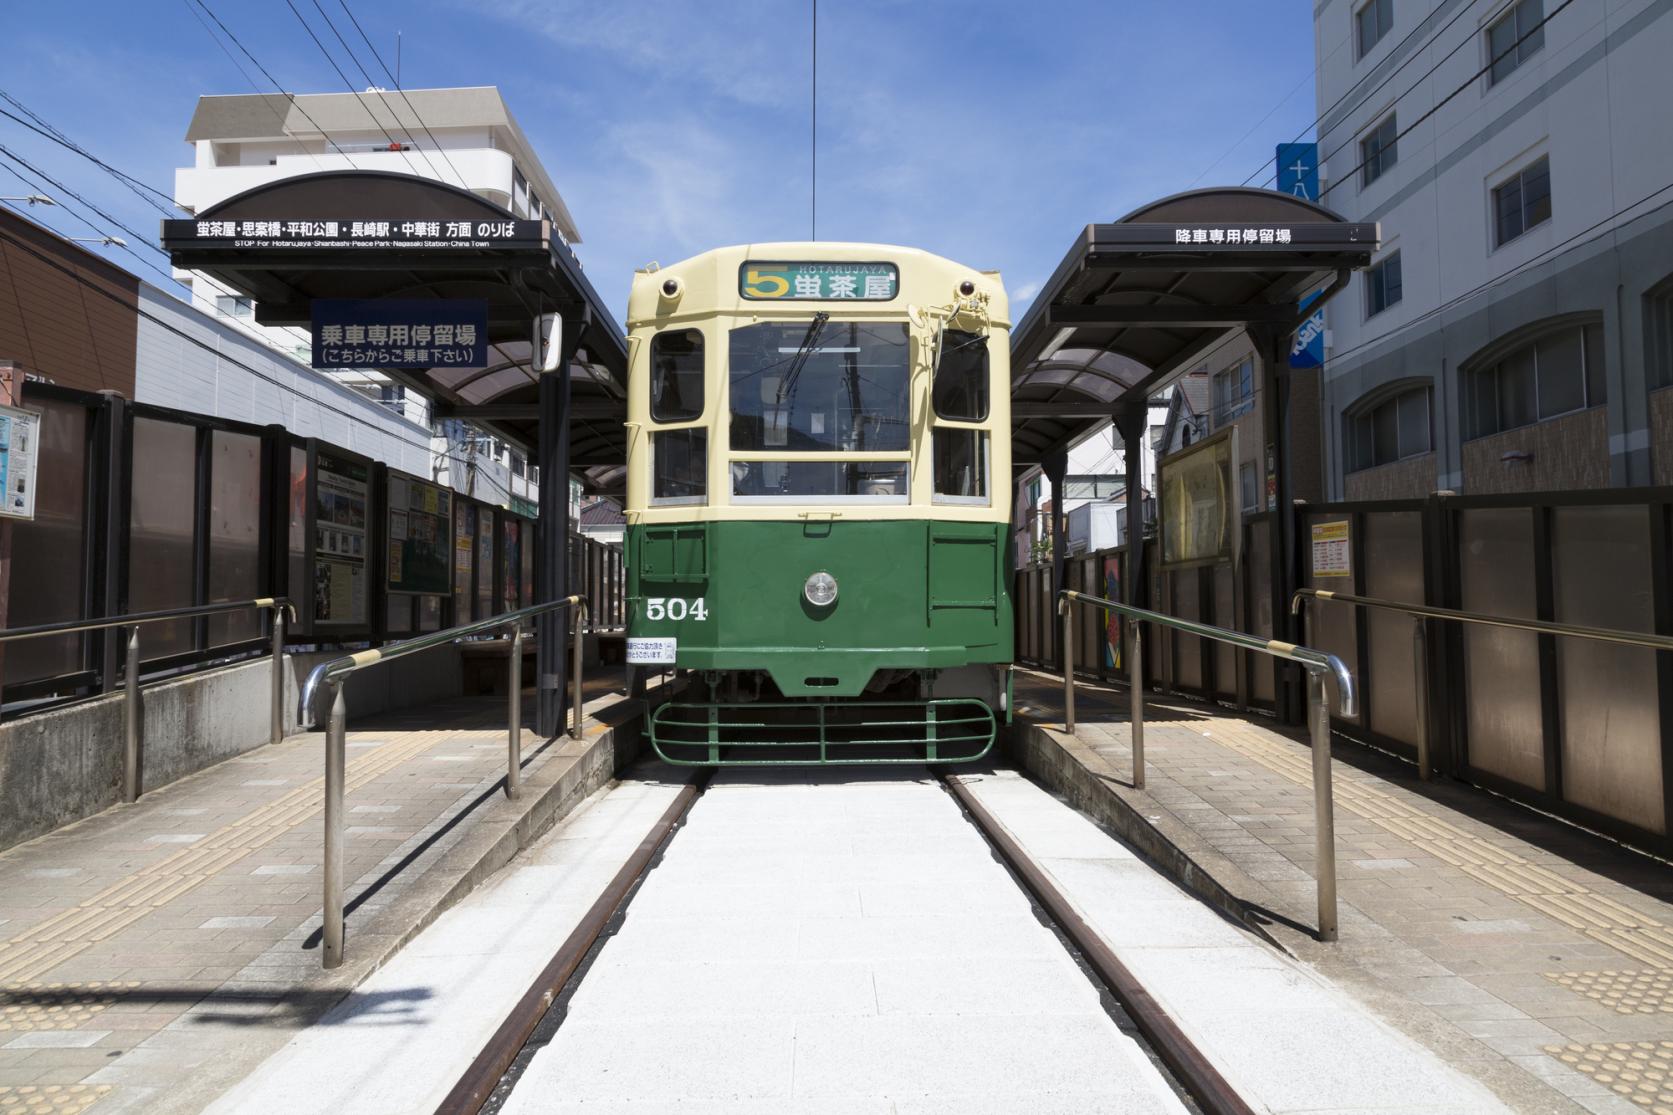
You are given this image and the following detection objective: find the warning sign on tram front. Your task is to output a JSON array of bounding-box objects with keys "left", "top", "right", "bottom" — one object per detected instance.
[{"left": 1310, "top": 521, "right": 1351, "bottom": 578}]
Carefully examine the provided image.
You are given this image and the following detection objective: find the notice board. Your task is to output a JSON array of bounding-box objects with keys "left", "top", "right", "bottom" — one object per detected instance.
[{"left": 387, "top": 472, "right": 453, "bottom": 595}]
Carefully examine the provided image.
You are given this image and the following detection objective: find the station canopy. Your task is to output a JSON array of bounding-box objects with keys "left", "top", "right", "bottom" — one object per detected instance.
[
  {"left": 160, "top": 170, "right": 628, "bottom": 491},
  {"left": 1009, "top": 187, "right": 1378, "bottom": 468}
]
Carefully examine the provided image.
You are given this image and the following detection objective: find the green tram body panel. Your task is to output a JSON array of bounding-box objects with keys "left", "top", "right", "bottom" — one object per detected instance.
[{"left": 628, "top": 518, "right": 1014, "bottom": 697}]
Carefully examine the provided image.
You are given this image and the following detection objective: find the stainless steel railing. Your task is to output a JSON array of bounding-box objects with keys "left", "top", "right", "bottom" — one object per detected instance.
[
  {"left": 1059, "top": 589, "right": 1356, "bottom": 942},
  {"left": 298, "top": 594, "right": 587, "bottom": 969},
  {"left": 0, "top": 598, "right": 296, "bottom": 802},
  {"left": 1292, "top": 587, "right": 1673, "bottom": 782}
]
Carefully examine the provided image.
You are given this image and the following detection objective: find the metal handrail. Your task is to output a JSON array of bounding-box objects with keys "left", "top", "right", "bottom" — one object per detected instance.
[
  {"left": 0, "top": 597, "right": 296, "bottom": 803},
  {"left": 1291, "top": 586, "right": 1673, "bottom": 783},
  {"left": 1292, "top": 587, "right": 1673, "bottom": 650},
  {"left": 301, "top": 593, "right": 588, "bottom": 970},
  {"left": 1059, "top": 588, "right": 1354, "bottom": 942}
]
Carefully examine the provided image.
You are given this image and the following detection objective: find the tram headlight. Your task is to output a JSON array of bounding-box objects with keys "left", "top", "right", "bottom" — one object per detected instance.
[{"left": 803, "top": 571, "right": 839, "bottom": 607}]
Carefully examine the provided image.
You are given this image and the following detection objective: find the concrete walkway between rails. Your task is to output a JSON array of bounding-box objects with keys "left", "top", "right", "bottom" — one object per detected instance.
[
  {"left": 0, "top": 680, "right": 651, "bottom": 1115},
  {"left": 1012, "top": 668, "right": 1673, "bottom": 1115}
]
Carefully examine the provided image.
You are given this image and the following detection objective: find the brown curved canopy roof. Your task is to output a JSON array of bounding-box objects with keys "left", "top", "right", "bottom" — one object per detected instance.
[
  {"left": 161, "top": 170, "right": 627, "bottom": 485},
  {"left": 1011, "top": 187, "right": 1378, "bottom": 467}
]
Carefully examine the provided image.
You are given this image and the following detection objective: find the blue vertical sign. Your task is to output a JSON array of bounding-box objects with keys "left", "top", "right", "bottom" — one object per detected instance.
[
  {"left": 1278, "top": 143, "right": 1326, "bottom": 368},
  {"left": 1276, "top": 143, "right": 1319, "bottom": 202}
]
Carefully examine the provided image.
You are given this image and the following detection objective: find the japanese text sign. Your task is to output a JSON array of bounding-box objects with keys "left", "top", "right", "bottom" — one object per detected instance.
[
  {"left": 311, "top": 299, "right": 488, "bottom": 370},
  {"left": 740, "top": 261, "right": 898, "bottom": 301}
]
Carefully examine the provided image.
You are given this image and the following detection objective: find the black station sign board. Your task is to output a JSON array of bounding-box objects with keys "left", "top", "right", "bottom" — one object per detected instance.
[
  {"left": 162, "top": 218, "right": 545, "bottom": 250},
  {"left": 311, "top": 298, "right": 488, "bottom": 369},
  {"left": 1092, "top": 222, "right": 1379, "bottom": 251}
]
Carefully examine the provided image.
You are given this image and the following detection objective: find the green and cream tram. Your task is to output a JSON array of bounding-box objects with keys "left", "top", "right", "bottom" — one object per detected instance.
[{"left": 624, "top": 243, "right": 1013, "bottom": 764}]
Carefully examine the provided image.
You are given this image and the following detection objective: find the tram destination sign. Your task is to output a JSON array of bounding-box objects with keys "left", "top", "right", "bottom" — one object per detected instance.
[
  {"left": 311, "top": 299, "right": 488, "bottom": 369},
  {"left": 162, "top": 218, "right": 545, "bottom": 251},
  {"left": 740, "top": 261, "right": 898, "bottom": 301}
]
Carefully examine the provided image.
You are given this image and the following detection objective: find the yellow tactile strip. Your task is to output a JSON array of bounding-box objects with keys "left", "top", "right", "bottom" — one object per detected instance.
[
  {"left": 0, "top": 982, "right": 140, "bottom": 1031},
  {"left": 1199, "top": 720, "right": 1673, "bottom": 969},
  {"left": 1546, "top": 970, "right": 1673, "bottom": 1016},
  {"left": 0, "top": 731, "right": 453, "bottom": 985},
  {"left": 1545, "top": 1041, "right": 1673, "bottom": 1114},
  {"left": 0, "top": 1084, "right": 111, "bottom": 1115}
]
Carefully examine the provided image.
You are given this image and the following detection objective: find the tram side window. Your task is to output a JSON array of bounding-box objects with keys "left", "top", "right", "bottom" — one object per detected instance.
[
  {"left": 650, "top": 329, "right": 705, "bottom": 422},
  {"left": 933, "top": 330, "right": 990, "bottom": 421},
  {"left": 652, "top": 429, "right": 706, "bottom": 503},
  {"left": 934, "top": 430, "right": 989, "bottom": 502}
]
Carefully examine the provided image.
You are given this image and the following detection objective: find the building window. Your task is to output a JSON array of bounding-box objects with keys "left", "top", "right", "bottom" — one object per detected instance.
[
  {"left": 1488, "top": 0, "right": 1545, "bottom": 85},
  {"left": 1493, "top": 156, "right": 1551, "bottom": 247},
  {"left": 1365, "top": 251, "right": 1403, "bottom": 317},
  {"left": 1356, "top": 0, "right": 1393, "bottom": 58},
  {"left": 1463, "top": 321, "right": 1606, "bottom": 439},
  {"left": 1211, "top": 358, "right": 1255, "bottom": 427},
  {"left": 512, "top": 166, "right": 528, "bottom": 216},
  {"left": 1063, "top": 474, "right": 1124, "bottom": 500},
  {"left": 378, "top": 383, "right": 405, "bottom": 412},
  {"left": 1360, "top": 114, "right": 1398, "bottom": 187},
  {"left": 1347, "top": 385, "right": 1431, "bottom": 472},
  {"left": 1239, "top": 461, "right": 1257, "bottom": 513},
  {"left": 216, "top": 295, "right": 253, "bottom": 320},
  {"left": 1647, "top": 280, "right": 1673, "bottom": 389}
]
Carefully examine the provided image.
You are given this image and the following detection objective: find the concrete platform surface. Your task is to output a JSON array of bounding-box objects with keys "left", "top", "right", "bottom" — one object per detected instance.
[
  {"left": 1012, "top": 668, "right": 1673, "bottom": 1115},
  {"left": 0, "top": 682, "right": 646, "bottom": 1115}
]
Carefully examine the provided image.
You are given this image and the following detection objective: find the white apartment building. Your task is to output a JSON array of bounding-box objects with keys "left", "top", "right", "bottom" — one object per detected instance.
[
  {"left": 1313, "top": 0, "right": 1673, "bottom": 498},
  {"left": 171, "top": 86, "right": 580, "bottom": 504}
]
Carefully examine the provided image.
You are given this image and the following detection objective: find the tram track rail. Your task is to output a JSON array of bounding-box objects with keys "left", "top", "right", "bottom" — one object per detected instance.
[
  {"left": 435, "top": 770, "right": 712, "bottom": 1115},
  {"left": 435, "top": 762, "right": 1253, "bottom": 1115},
  {"left": 938, "top": 770, "right": 1256, "bottom": 1115}
]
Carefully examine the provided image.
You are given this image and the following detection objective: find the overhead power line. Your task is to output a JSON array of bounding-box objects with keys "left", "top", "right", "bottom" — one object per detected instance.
[
  {"left": 1319, "top": 0, "right": 1577, "bottom": 201},
  {"left": 303, "top": 0, "right": 447, "bottom": 183},
  {"left": 1239, "top": 0, "right": 1482, "bottom": 190},
  {"left": 0, "top": 92, "right": 178, "bottom": 215},
  {"left": 334, "top": 0, "right": 471, "bottom": 190}
]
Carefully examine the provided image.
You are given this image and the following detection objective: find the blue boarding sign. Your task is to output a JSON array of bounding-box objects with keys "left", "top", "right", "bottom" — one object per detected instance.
[
  {"left": 1276, "top": 142, "right": 1319, "bottom": 203},
  {"left": 312, "top": 299, "right": 488, "bottom": 369},
  {"left": 1291, "top": 289, "right": 1325, "bottom": 369}
]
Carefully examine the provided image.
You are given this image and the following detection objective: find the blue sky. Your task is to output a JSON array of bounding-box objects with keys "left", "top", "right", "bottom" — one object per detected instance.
[{"left": 3, "top": 1, "right": 1319, "bottom": 324}]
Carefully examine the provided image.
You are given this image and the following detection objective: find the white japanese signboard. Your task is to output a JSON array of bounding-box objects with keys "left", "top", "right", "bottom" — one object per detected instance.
[{"left": 1310, "top": 521, "right": 1352, "bottom": 578}]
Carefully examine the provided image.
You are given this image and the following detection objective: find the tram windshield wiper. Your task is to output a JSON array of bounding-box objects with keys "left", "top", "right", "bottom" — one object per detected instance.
[{"left": 775, "top": 312, "right": 830, "bottom": 407}]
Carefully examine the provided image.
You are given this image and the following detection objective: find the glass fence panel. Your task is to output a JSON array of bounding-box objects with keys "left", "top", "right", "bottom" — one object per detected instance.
[
  {"left": 5, "top": 396, "right": 89, "bottom": 686},
  {"left": 1552, "top": 505, "right": 1664, "bottom": 835},
  {"left": 1457, "top": 507, "right": 1544, "bottom": 791}
]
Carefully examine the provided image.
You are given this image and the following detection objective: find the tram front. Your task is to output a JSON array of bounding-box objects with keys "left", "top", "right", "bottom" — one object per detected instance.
[{"left": 623, "top": 243, "right": 1013, "bottom": 765}]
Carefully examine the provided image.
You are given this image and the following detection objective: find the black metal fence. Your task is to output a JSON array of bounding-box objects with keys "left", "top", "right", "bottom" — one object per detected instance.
[
  {"left": 1016, "top": 491, "right": 1673, "bottom": 857},
  {"left": 2, "top": 381, "right": 623, "bottom": 716}
]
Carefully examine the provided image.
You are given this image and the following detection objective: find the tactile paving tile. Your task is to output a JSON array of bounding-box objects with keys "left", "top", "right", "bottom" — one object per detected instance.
[
  {"left": 0, "top": 1084, "right": 112, "bottom": 1115},
  {"left": 0, "top": 982, "right": 141, "bottom": 1032},
  {"left": 1546, "top": 1042, "right": 1673, "bottom": 1113},
  {"left": 1547, "top": 970, "right": 1673, "bottom": 1015}
]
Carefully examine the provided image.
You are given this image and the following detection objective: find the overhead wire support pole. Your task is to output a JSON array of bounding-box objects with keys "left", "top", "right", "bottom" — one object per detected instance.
[{"left": 811, "top": 0, "right": 817, "bottom": 241}]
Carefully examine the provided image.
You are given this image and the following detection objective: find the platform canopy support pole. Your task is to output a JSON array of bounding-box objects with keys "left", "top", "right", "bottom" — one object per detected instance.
[
  {"left": 1251, "top": 323, "right": 1299, "bottom": 723},
  {"left": 536, "top": 311, "right": 580, "bottom": 738},
  {"left": 1043, "top": 446, "right": 1068, "bottom": 673}
]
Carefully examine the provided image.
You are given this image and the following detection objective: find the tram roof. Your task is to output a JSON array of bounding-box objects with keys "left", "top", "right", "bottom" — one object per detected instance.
[
  {"left": 1010, "top": 187, "right": 1378, "bottom": 469},
  {"left": 160, "top": 170, "right": 628, "bottom": 491}
]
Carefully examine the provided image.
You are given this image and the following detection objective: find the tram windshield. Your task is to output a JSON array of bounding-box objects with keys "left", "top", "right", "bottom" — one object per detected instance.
[{"left": 729, "top": 321, "right": 910, "bottom": 453}]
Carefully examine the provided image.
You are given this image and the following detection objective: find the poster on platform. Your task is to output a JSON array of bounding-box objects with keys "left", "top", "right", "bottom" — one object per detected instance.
[
  {"left": 1310, "top": 520, "right": 1352, "bottom": 578},
  {"left": 314, "top": 453, "right": 369, "bottom": 625},
  {"left": 1102, "top": 554, "right": 1122, "bottom": 670},
  {"left": 387, "top": 472, "right": 452, "bottom": 596},
  {"left": 0, "top": 404, "right": 41, "bottom": 521}
]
